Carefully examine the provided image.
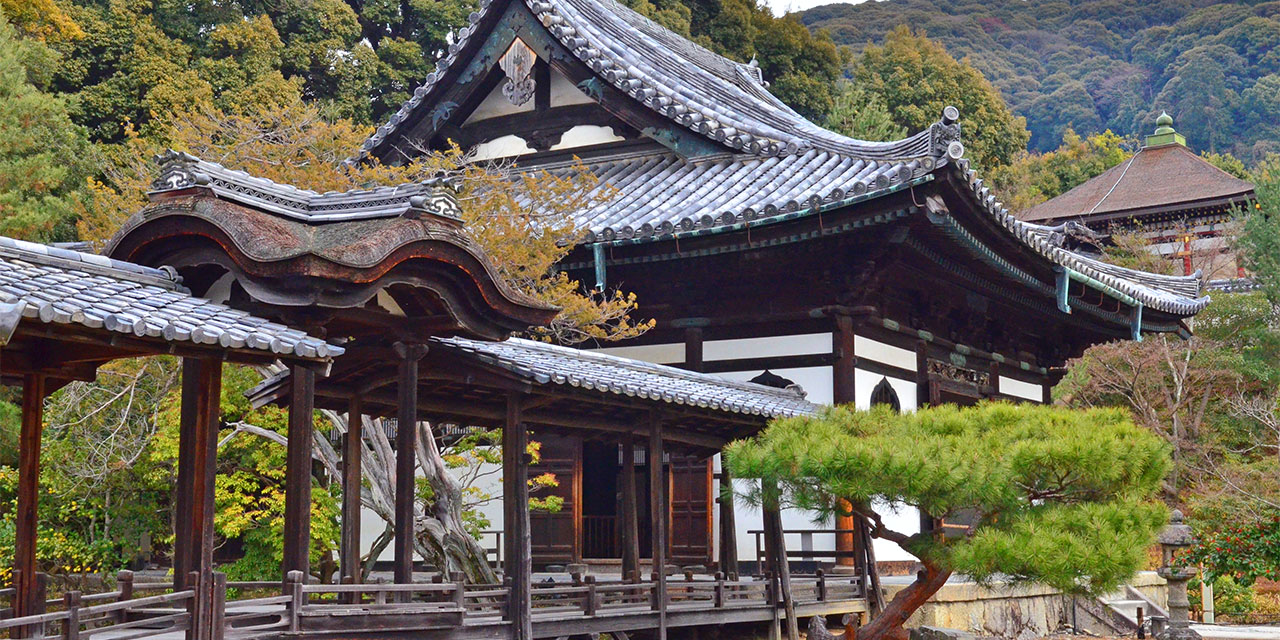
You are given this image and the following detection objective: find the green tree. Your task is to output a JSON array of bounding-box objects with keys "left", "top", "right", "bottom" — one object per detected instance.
[
  {"left": 851, "top": 26, "right": 1030, "bottom": 169},
  {"left": 725, "top": 402, "right": 1170, "bottom": 640},
  {"left": 1240, "top": 155, "right": 1280, "bottom": 306},
  {"left": 0, "top": 10, "right": 93, "bottom": 241},
  {"left": 992, "top": 129, "right": 1129, "bottom": 213},
  {"left": 825, "top": 81, "right": 907, "bottom": 141}
]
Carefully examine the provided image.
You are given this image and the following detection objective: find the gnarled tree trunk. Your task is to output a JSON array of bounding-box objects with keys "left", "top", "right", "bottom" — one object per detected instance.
[{"left": 857, "top": 561, "right": 952, "bottom": 640}]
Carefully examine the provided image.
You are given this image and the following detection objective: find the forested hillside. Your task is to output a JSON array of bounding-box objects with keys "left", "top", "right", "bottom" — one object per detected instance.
[{"left": 800, "top": 0, "right": 1280, "bottom": 159}]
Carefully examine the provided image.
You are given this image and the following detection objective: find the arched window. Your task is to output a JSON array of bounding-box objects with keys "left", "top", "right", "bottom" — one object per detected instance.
[{"left": 870, "top": 377, "right": 901, "bottom": 413}]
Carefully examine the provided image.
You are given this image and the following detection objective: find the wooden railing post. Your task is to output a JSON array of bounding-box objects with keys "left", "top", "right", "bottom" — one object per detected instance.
[
  {"left": 30, "top": 571, "right": 48, "bottom": 640},
  {"left": 210, "top": 572, "right": 226, "bottom": 640},
  {"left": 61, "top": 591, "right": 81, "bottom": 640},
  {"left": 340, "top": 575, "right": 356, "bottom": 606},
  {"left": 649, "top": 572, "right": 660, "bottom": 611},
  {"left": 374, "top": 577, "right": 387, "bottom": 606},
  {"left": 184, "top": 572, "right": 200, "bottom": 640},
  {"left": 817, "top": 569, "right": 827, "bottom": 602},
  {"left": 114, "top": 570, "right": 134, "bottom": 623},
  {"left": 583, "top": 576, "right": 598, "bottom": 617},
  {"left": 714, "top": 572, "right": 725, "bottom": 608},
  {"left": 285, "top": 570, "right": 303, "bottom": 633},
  {"left": 453, "top": 577, "right": 466, "bottom": 611}
]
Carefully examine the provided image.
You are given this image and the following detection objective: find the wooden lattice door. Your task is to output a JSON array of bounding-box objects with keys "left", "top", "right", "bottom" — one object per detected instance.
[{"left": 668, "top": 456, "right": 713, "bottom": 565}]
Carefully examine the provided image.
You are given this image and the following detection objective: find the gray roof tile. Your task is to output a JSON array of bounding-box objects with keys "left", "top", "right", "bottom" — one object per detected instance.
[
  {"left": 432, "top": 336, "right": 820, "bottom": 419},
  {"left": 0, "top": 235, "right": 342, "bottom": 360}
]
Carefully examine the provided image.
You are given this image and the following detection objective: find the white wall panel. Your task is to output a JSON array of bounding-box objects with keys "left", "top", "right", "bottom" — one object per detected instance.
[
  {"left": 703, "top": 333, "right": 832, "bottom": 361},
  {"left": 999, "top": 376, "right": 1043, "bottom": 402},
  {"left": 854, "top": 335, "right": 916, "bottom": 370}
]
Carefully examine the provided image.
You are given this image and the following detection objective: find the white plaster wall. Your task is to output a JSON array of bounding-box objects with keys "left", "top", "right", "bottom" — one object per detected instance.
[
  {"left": 464, "top": 82, "right": 535, "bottom": 124},
  {"left": 550, "top": 125, "right": 625, "bottom": 150},
  {"left": 998, "top": 376, "right": 1043, "bottom": 402},
  {"left": 470, "top": 135, "right": 535, "bottom": 161},
  {"left": 591, "top": 342, "right": 684, "bottom": 365}
]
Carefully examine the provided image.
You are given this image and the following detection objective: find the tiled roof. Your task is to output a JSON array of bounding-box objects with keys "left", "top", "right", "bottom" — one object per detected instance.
[
  {"left": 1020, "top": 144, "right": 1255, "bottom": 223},
  {"left": 0, "top": 235, "right": 342, "bottom": 359},
  {"left": 432, "top": 336, "right": 820, "bottom": 419},
  {"left": 149, "top": 150, "right": 460, "bottom": 223},
  {"left": 542, "top": 149, "right": 932, "bottom": 243},
  {"left": 955, "top": 160, "right": 1209, "bottom": 316},
  {"left": 351, "top": 0, "right": 963, "bottom": 165}
]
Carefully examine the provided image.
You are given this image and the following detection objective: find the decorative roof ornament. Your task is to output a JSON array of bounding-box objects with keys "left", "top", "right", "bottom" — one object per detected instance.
[
  {"left": 1145, "top": 111, "right": 1187, "bottom": 148},
  {"left": 149, "top": 150, "right": 209, "bottom": 193},
  {"left": 929, "top": 105, "right": 964, "bottom": 161},
  {"left": 500, "top": 38, "right": 537, "bottom": 106}
]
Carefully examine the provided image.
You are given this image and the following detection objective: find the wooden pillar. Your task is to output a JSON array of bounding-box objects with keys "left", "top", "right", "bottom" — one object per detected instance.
[
  {"left": 340, "top": 395, "right": 363, "bottom": 584},
  {"left": 684, "top": 327, "right": 704, "bottom": 372},
  {"left": 763, "top": 483, "right": 798, "bottom": 640},
  {"left": 649, "top": 411, "right": 668, "bottom": 640},
  {"left": 283, "top": 364, "right": 315, "bottom": 579},
  {"left": 503, "top": 394, "right": 532, "bottom": 640},
  {"left": 717, "top": 464, "right": 739, "bottom": 579},
  {"left": 174, "top": 359, "right": 222, "bottom": 590},
  {"left": 621, "top": 435, "right": 640, "bottom": 582},
  {"left": 833, "top": 316, "right": 856, "bottom": 569},
  {"left": 13, "top": 374, "right": 44, "bottom": 619},
  {"left": 393, "top": 343, "right": 426, "bottom": 584},
  {"left": 989, "top": 362, "right": 1001, "bottom": 399},
  {"left": 915, "top": 340, "right": 930, "bottom": 409}
]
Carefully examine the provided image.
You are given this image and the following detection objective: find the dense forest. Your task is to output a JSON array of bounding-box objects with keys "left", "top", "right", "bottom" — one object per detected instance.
[{"left": 800, "top": 0, "right": 1280, "bottom": 159}]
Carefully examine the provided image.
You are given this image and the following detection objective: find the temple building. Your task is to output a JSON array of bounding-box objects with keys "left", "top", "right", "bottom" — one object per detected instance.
[
  {"left": 1020, "top": 113, "right": 1256, "bottom": 284},
  {"left": 352, "top": 0, "right": 1208, "bottom": 584},
  {"left": 0, "top": 0, "right": 1210, "bottom": 638}
]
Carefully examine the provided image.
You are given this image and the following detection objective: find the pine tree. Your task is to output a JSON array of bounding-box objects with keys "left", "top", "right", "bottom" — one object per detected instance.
[{"left": 725, "top": 402, "right": 1170, "bottom": 640}]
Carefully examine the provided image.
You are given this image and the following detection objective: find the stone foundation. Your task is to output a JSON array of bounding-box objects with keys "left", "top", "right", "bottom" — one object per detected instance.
[{"left": 884, "top": 572, "right": 1168, "bottom": 639}]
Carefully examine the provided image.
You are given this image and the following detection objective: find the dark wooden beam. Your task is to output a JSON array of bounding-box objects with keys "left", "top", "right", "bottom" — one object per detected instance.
[
  {"left": 13, "top": 373, "right": 44, "bottom": 619},
  {"left": 697, "top": 353, "right": 837, "bottom": 375},
  {"left": 763, "top": 482, "right": 798, "bottom": 640},
  {"left": 621, "top": 435, "right": 639, "bottom": 582},
  {"left": 684, "top": 328, "right": 703, "bottom": 372},
  {"left": 717, "top": 465, "right": 739, "bottom": 579},
  {"left": 649, "top": 411, "right": 668, "bottom": 640},
  {"left": 833, "top": 316, "right": 857, "bottom": 572},
  {"left": 172, "top": 359, "right": 220, "bottom": 590},
  {"left": 340, "top": 394, "right": 363, "bottom": 586},
  {"left": 503, "top": 393, "right": 532, "bottom": 640},
  {"left": 283, "top": 364, "right": 316, "bottom": 579},
  {"left": 394, "top": 343, "right": 427, "bottom": 585}
]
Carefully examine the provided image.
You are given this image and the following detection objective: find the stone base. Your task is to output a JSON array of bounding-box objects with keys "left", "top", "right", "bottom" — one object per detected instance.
[
  {"left": 828, "top": 565, "right": 859, "bottom": 576},
  {"left": 1159, "top": 626, "right": 1202, "bottom": 640}
]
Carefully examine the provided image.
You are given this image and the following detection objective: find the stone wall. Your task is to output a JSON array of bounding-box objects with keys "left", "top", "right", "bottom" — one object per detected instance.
[{"left": 882, "top": 572, "right": 1168, "bottom": 639}]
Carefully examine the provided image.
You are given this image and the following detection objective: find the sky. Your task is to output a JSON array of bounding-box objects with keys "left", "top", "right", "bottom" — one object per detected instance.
[{"left": 765, "top": 0, "right": 867, "bottom": 16}]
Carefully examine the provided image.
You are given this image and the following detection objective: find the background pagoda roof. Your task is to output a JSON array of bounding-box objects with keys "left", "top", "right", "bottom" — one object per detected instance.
[{"left": 1019, "top": 143, "right": 1255, "bottom": 224}]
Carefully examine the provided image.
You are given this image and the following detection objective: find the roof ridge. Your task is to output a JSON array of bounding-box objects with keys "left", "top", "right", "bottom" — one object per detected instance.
[{"left": 148, "top": 150, "right": 461, "bottom": 224}]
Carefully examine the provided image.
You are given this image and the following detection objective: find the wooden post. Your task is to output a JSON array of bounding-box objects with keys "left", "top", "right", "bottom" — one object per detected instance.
[
  {"left": 115, "top": 570, "right": 134, "bottom": 623},
  {"left": 915, "top": 340, "right": 930, "bottom": 409},
  {"left": 210, "top": 572, "right": 227, "bottom": 640},
  {"left": 684, "top": 327, "right": 704, "bottom": 372},
  {"left": 621, "top": 435, "right": 640, "bottom": 582},
  {"left": 62, "top": 591, "right": 80, "bottom": 640},
  {"left": 833, "top": 316, "right": 857, "bottom": 570},
  {"left": 14, "top": 374, "right": 44, "bottom": 621},
  {"left": 340, "top": 395, "right": 363, "bottom": 589},
  {"left": 283, "top": 364, "right": 315, "bottom": 580},
  {"left": 185, "top": 572, "right": 200, "bottom": 640},
  {"left": 284, "top": 570, "right": 303, "bottom": 633},
  {"left": 763, "top": 485, "right": 798, "bottom": 640},
  {"left": 718, "top": 464, "right": 739, "bottom": 579},
  {"left": 503, "top": 394, "right": 532, "bottom": 640},
  {"left": 648, "top": 411, "right": 668, "bottom": 640},
  {"left": 393, "top": 343, "right": 426, "bottom": 585}
]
